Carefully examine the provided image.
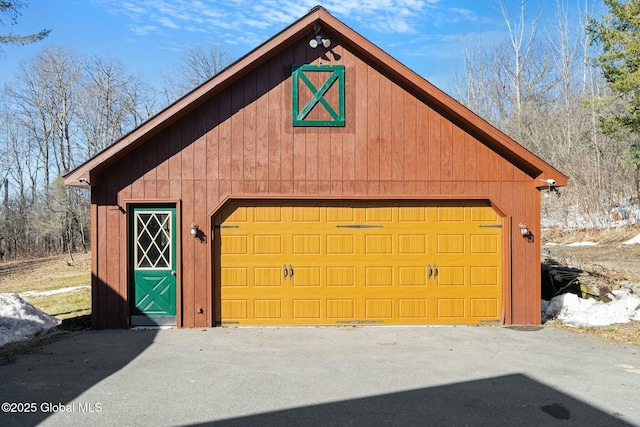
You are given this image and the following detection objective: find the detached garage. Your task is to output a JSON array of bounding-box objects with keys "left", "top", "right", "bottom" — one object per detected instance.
[{"left": 64, "top": 6, "right": 567, "bottom": 329}]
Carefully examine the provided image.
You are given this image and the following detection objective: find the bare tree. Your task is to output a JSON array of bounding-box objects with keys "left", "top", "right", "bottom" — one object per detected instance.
[
  {"left": 161, "top": 43, "right": 234, "bottom": 105},
  {"left": 79, "top": 56, "right": 156, "bottom": 158},
  {"left": 8, "top": 46, "right": 82, "bottom": 188},
  {"left": 452, "top": 0, "right": 636, "bottom": 227},
  {"left": 0, "top": 47, "right": 155, "bottom": 258}
]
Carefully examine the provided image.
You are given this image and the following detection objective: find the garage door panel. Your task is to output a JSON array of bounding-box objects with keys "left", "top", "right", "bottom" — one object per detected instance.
[
  {"left": 437, "top": 235, "right": 465, "bottom": 254},
  {"left": 292, "top": 234, "right": 322, "bottom": 254},
  {"left": 365, "top": 266, "right": 394, "bottom": 287},
  {"left": 399, "top": 267, "right": 427, "bottom": 286},
  {"left": 292, "top": 207, "right": 321, "bottom": 222},
  {"left": 221, "top": 235, "right": 248, "bottom": 254},
  {"left": 254, "top": 235, "right": 283, "bottom": 255},
  {"left": 326, "top": 267, "right": 355, "bottom": 287},
  {"left": 293, "top": 299, "right": 321, "bottom": 319},
  {"left": 216, "top": 202, "right": 502, "bottom": 326},
  {"left": 327, "top": 299, "right": 355, "bottom": 318},
  {"left": 398, "top": 206, "right": 427, "bottom": 222},
  {"left": 437, "top": 298, "right": 466, "bottom": 318},
  {"left": 326, "top": 207, "right": 354, "bottom": 222},
  {"left": 253, "top": 206, "right": 282, "bottom": 222},
  {"left": 292, "top": 267, "right": 321, "bottom": 287},
  {"left": 398, "top": 234, "right": 427, "bottom": 254},
  {"left": 221, "top": 300, "right": 248, "bottom": 319},
  {"left": 221, "top": 267, "right": 248, "bottom": 287},
  {"left": 437, "top": 207, "right": 465, "bottom": 222},
  {"left": 470, "top": 234, "right": 499, "bottom": 253},
  {"left": 471, "top": 299, "right": 499, "bottom": 318},
  {"left": 365, "top": 207, "right": 393, "bottom": 222},
  {"left": 365, "top": 299, "right": 394, "bottom": 318},
  {"left": 365, "top": 234, "right": 393, "bottom": 254},
  {"left": 436, "top": 266, "right": 465, "bottom": 287},
  {"left": 399, "top": 299, "right": 428, "bottom": 318},
  {"left": 326, "top": 235, "right": 355, "bottom": 254},
  {"left": 254, "top": 300, "right": 282, "bottom": 319},
  {"left": 470, "top": 266, "right": 499, "bottom": 286},
  {"left": 471, "top": 207, "right": 499, "bottom": 222},
  {"left": 254, "top": 267, "right": 283, "bottom": 287},
  {"left": 225, "top": 206, "right": 248, "bottom": 223}
]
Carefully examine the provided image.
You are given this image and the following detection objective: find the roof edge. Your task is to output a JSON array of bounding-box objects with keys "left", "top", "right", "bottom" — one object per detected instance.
[
  {"left": 65, "top": 6, "right": 567, "bottom": 189},
  {"left": 313, "top": 13, "right": 567, "bottom": 185},
  {"left": 64, "top": 7, "right": 327, "bottom": 187}
]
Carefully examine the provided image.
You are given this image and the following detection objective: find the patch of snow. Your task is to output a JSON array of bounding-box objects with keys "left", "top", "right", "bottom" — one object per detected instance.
[
  {"left": 542, "top": 202, "right": 640, "bottom": 228},
  {"left": 623, "top": 233, "right": 640, "bottom": 245},
  {"left": 20, "top": 285, "right": 90, "bottom": 298},
  {"left": 0, "top": 294, "right": 61, "bottom": 348},
  {"left": 544, "top": 242, "right": 559, "bottom": 246},
  {"left": 566, "top": 241, "right": 598, "bottom": 247},
  {"left": 542, "top": 292, "right": 640, "bottom": 327}
]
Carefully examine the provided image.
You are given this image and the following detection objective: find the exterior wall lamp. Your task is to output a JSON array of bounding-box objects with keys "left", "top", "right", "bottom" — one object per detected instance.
[
  {"left": 309, "top": 23, "right": 331, "bottom": 48},
  {"left": 189, "top": 223, "right": 199, "bottom": 237},
  {"left": 519, "top": 223, "right": 532, "bottom": 237}
]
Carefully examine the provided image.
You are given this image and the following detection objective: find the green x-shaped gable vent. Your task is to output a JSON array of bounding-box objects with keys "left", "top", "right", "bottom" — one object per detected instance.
[{"left": 292, "top": 65, "right": 345, "bottom": 127}]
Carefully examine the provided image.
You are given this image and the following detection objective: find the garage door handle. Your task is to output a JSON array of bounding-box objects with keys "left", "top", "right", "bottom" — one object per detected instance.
[
  {"left": 289, "top": 264, "right": 294, "bottom": 280},
  {"left": 283, "top": 264, "right": 288, "bottom": 279},
  {"left": 427, "top": 264, "right": 432, "bottom": 279}
]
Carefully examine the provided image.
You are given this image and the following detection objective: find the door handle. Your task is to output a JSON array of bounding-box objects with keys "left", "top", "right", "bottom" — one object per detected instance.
[
  {"left": 434, "top": 264, "right": 438, "bottom": 279},
  {"left": 427, "top": 264, "right": 432, "bottom": 280},
  {"left": 283, "top": 264, "right": 288, "bottom": 279},
  {"left": 289, "top": 264, "right": 294, "bottom": 280},
  {"left": 171, "top": 270, "right": 176, "bottom": 276}
]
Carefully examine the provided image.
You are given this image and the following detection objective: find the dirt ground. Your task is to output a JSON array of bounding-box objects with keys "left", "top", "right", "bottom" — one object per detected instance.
[
  {"left": 541, "top": 226, "right": 640, "bottom": 346},
  {"left": 541, "top": 227, "right": 640, "bottom": 292}
]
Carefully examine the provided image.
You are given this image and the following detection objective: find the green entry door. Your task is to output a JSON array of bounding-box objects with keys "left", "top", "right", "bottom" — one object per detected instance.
[{"left": 130, "top": 206, "right": 177, "bottom": 326}]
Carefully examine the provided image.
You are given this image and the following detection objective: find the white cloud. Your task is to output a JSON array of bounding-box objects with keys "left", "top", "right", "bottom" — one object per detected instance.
[
  {"left": 129, "top": 24, "right": 161, "bottom": 36},
  {"left": 121, "top": 2, "right": 147, "bottom": 15},
  {"left": 91, "top": 0, "right": 495, "bottom": 67},
  {"left": 371, "top": 17, "right": 413, "bottom": 34},
  {"left": 157, "top": 16, "right": 180, "bottom": 30},
  {"left": 93, "top": 0, "right": 441, "bottom": 38}
]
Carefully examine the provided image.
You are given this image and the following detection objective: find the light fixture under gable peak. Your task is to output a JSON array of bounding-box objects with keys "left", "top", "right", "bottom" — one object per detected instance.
[{"left": 309, "top": 23, "right": 330, "bottom": 49}]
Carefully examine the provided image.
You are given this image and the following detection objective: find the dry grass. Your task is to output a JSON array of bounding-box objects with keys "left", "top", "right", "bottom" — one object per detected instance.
[
  {"left": 24, "top": 289, "right": 92, "bottom": 320},
  {"left": 0, "top": 253, "right": 91, "bottom": 293},
  {"left": 542, "top": 226, "right": 640, "bottom": 245},
  {"left": 0, "top": 252, "right": 91, "bottom": 320},
  {"left": 547, "top": 320, "right": 640, "bottom": 347}
]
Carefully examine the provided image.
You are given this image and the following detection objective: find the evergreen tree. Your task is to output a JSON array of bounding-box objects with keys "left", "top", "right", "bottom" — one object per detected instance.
[
  {"left": 0, "top": 1, "right": 50, "bottom": 46},
  {"left": 589, "top": 0, "right": 640, "bottom": 166}
]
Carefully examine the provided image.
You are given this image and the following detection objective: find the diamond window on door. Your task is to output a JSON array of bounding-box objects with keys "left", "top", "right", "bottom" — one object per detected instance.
[{"left": 135, "top": 212, "right": 172, "bottom": 269}]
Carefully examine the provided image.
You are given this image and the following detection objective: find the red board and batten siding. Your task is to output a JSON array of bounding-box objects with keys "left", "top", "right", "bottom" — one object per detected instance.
[{"left": 88, "top": 34, "right": 544, "bottom": 329}]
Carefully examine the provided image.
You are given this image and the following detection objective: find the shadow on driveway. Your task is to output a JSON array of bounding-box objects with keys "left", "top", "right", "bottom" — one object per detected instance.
[
  {"left": 0, "top": 328, "right": 157, "bottom": 427},
  {"left": 198, "top": 373, "right": 629, "bottom": 426},
  {"left": 0, "top": 326, "right": 635, "bottom": 426}
]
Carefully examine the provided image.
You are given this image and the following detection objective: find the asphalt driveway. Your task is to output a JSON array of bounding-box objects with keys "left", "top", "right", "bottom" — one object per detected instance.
[{"left": 1, "top": 325, "right": 639, "bottom": 426}]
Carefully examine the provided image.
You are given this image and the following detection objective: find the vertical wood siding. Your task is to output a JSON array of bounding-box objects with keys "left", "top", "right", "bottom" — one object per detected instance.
[{"left": 93, "top": 34, "right": 543, "bottom": 328}]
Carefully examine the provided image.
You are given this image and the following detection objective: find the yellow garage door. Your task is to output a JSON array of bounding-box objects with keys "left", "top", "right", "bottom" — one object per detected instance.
[{"left": 213, "top": 202, "right": 502, "bottom": 325}]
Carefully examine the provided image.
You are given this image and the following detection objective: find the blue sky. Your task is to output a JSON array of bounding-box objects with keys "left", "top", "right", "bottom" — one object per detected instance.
[{"left": 1, "top": 1, "right": 593, "bottom": 94}]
